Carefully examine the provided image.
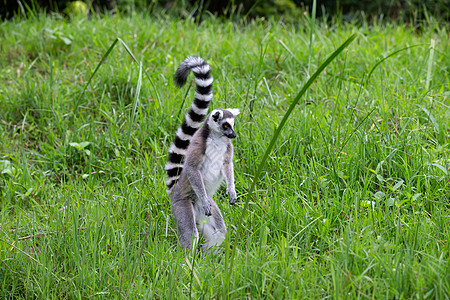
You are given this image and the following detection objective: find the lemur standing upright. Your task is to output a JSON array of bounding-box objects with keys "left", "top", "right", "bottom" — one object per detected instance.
[{"left": 165, "top": 56, "right": 239, "bottom": 253}]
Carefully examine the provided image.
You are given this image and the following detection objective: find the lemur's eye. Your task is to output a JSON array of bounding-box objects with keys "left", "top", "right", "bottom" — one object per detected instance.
[{"left": 222, "top": 124, "right": 229, "bottom": 129}]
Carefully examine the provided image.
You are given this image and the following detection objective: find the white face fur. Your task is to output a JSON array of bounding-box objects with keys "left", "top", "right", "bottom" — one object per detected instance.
[{"left": 226, "top": 108, "right": 240, "bottom": 117}]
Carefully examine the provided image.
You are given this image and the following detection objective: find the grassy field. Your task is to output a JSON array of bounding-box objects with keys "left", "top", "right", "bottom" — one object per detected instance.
[{"left": 0, "top": 10, "right": 449, "bottom": 299}]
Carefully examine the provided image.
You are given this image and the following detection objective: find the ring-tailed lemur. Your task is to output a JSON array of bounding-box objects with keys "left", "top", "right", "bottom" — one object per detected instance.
[{"left": 165, "top": 56, "right": 239, "bottom": 253}]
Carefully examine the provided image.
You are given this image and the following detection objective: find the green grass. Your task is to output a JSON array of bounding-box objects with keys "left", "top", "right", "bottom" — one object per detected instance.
[{"left": 1, "top": 11, "right": 449, "bottom": 299}]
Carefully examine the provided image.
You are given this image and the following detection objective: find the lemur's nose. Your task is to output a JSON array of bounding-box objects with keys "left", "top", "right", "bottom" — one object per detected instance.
[{"left": 227, "top": 131, "right": 236, "bottom": 139}]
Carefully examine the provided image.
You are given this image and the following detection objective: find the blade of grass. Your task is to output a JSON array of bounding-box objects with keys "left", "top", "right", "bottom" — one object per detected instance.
[
  {"left": 176, "top": 81, "right": 193, "bottom": 121},
  {"left": 345, "top": 44, "right": 424, "bottom": 149},
  {"left": 116, "top": 38, "right": 162, "bottom": 109},
  {"left": 74, "top": 38, "right": 161, "bottom": 118},
  {"left": 249, "top": 41, "right": 268, "bottom": 121},
  {"left": 425, "top": 39, "right": 435, "bottom": 92},
  {"left": 338, "top": 107, "right": 376, "bottom": 154},
  {"left": 126, "top": 61, "right": 143, "bottom": 151},
  {"left": 74, "top": 39, "right": 119, "bottom": 114},
  {"left": 364, "top": 44, "right": 424, "bottom": 87},
  {"left": 244, "top": 33, "right": 357, "bottom": 219},
  {"left": 316, "top": 120, "right": 339, "bottom": 183},
  {"left": 417, "top": 104, "right": 440, "bottom": 134},
  {"left": 243, "top": 0, "right": 264, "bottom": 20},
  {"left": 308, "top": 0, "right": 317, "bottom": 76},
  {"left": 278, "top": 39, "right": 301, "bottom": 64}
]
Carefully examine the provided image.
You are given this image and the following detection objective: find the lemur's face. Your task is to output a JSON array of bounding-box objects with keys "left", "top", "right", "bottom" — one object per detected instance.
[
  {"left": 209, "top": 109, "right": 240, "bottom": 139},
  {"left": 219, "top": 118, "right": 236, "bottom": 139}
]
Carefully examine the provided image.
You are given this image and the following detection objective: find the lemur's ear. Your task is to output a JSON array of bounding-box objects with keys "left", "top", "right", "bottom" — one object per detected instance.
[
  {"left": 227, "top": 108, "right": 240, "bottom": 116},
  {"left": 212, "top": 110, "right": 223, "bottom": 122}
]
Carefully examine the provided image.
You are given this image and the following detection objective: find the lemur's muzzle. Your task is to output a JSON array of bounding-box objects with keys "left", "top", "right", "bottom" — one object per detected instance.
[{"left": 226, "top": 131, "right": 236, "bottom": 139}]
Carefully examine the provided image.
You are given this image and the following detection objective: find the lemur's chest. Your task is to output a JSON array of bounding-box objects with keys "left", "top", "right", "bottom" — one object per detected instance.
[{"left": 200, "top": 137, "right": 228, "bottom": 195}]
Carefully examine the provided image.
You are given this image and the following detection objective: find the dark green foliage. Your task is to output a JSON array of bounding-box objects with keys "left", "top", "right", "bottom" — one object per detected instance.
[{"left": 2, "top": 0, "right": 450, "bottom": 22}]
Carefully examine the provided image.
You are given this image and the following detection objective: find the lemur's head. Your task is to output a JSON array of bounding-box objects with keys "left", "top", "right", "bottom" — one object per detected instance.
[{"left": 208, "top": 108, "right": 240, "bottom": 139}]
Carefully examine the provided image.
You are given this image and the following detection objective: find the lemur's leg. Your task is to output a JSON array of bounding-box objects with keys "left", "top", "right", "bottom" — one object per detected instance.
[
  {"left": 196, "top": 198, "right": 226, "bottom": 254},
  {"left": 172, "top": 198, "right": 199, "bottom": 250}
]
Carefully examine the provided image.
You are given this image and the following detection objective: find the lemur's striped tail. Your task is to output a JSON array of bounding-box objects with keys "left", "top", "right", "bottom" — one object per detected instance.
[{"left": 165, "top": 57, "right": 213, "bottom": 193}]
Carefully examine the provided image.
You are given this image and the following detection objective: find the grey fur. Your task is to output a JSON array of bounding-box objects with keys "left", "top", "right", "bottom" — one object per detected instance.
[
  {"left": 170, "top": 108, "right": 239, "bottom": 253},
  {"left": 167, "top": 57, "right": 239, "bottom": 254}
]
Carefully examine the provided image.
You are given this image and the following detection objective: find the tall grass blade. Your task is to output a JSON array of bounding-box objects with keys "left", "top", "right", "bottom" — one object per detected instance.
[
  {"left": 338, "top": 108, "right": 376, "bottom": 153},
  {"left": 117, "top": 38, "right": 139, "bottom": 62},
  {"left": 126, "top": 61, "right": 143, "bottom": 151},
  {"left": 117, "top": 38, "right": 162, "bottom": 108},
  {"left": 176, "top": 82, "right": 193, "bottom": 121},
  {"left": 245, "top": 33, "right": 357, "bottom": 212},
  {"left": 437, "top": 0, "right": 450, "bottom": 14},
  {"left": 75, "top": 38, "right": 161, "bottom": 117},
  {"left": 74, "top": 39, "right": 119, "bottom": 114},
  {"left": 425, "top": 39, "right": 435, "bottom": 91},
  {"left": 364, "top": 44, "right": 424, "bottom": 87},
  {"left": 417, "top": 104, "right": 440, "bottom": 134},
  {"left": 308, "top": 0, "right": 317, "bottom": 75},
  {"left": 278, "top": 39, "right": 301, "bottom": 64}
]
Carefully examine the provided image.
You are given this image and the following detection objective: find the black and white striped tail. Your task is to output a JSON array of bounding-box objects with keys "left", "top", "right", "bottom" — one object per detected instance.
[{"left": 165, "top": 56, "right": 213, "bottom": 193}]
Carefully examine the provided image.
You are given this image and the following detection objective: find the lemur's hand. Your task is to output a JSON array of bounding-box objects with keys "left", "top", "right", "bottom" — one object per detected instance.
[
  {"left": 202, "top": 198, "right": 212, "bottom": 216},
  {"left": 227, "top": 189, "right": 237, "bottom": 205}
]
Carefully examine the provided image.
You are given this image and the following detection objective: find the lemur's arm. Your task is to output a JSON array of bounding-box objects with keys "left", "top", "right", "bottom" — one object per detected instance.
[
  {"left": 184, "top": 141, "right": 212, "bottom": 216},
  {"left": 223, "top": 141, "right": 237, "bottom": 204}
]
